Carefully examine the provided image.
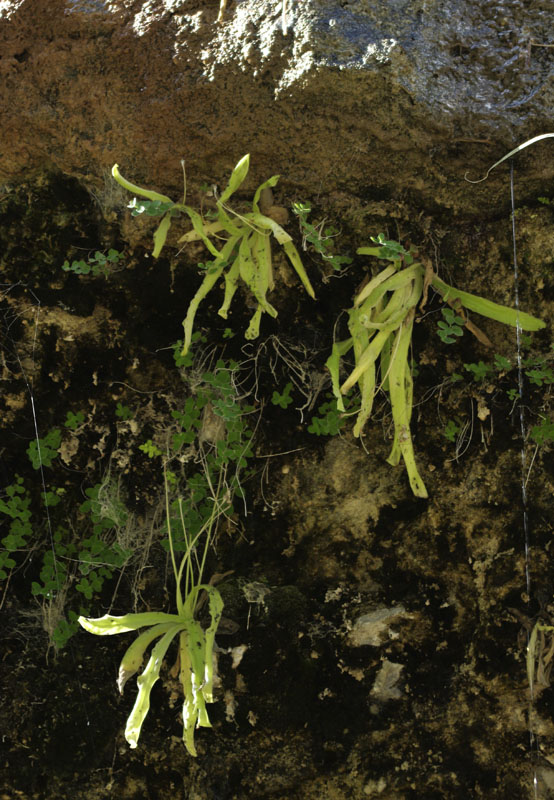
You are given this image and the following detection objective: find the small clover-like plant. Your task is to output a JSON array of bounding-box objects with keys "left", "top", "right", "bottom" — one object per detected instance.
[
  {"left": 464, "top": 361, "right": 493, "bottom": 382},
  {"left": 327, "top": 237, "right": 545, "bottom": 497},
  {"left": 443, "top": 419, "right": 461, "bottom": 442},
  {"left": 62, "top": 249, "right": 123, "bottom": 277},
  {"left": 112, "top": 155, "right": 315, "bottom": 355},
  {"left": 27, "top": 429, "right": 61, "bottom": 469},
  {"left": 271, "top": 382, "right": 294, "bottom": 409},
  {"left": 0, "top": 477, "right": 32, "bottom": 580},
  {"left": 139, "top": 440, "right": 163, "bottom": 458},
  {"left": 437, "top": 307, "right": 465, "bottom": 344},
  {"left": 530, "top": 417, "right": 554, "bottom": 446},
  {"left": 308, "top": 397, "right": 346, "bottom": 436},
  {"left": 64, "top": 411, "right": 85, "bottom": 431},
  {"left": 79, "top": 472, "right": 224, "bottom": 755},
  {"left": 115, "top": 402, "right": 133, "bottom": 420},
  {"left": 522, "top": 352, "right": 554, "bottom": 386},
  {"left": 493, "top": 354, "right": 512, "bottom": 372}
]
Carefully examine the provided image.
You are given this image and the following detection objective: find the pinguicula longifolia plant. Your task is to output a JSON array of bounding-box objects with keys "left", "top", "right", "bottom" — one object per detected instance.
[
  {"left": 78, "top": 471, "right": 224, "bottom": 755},
  {"left": 112, "top": 155, "right": 315, "bottom": 355},
  {"left": 327, "top": 235, "right": 545, "bottom": 498}
]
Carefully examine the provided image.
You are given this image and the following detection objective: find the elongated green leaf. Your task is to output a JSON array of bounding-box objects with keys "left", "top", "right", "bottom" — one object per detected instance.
[
  {"left": 354, "top": 265, "right": 397, "bottom": 308},
  {"left": 182, "top": 265, "right": 225, "bottom": 355},
  {"left": 252, "top": 174, "right": 280, "bottom": 212},
  {"left": 325, "top": 338, "right": 352, "bottom": 412},
  {"left": 201, "top": 584, "right": 224, "bottom": 701},
  {"left": 348, "top": 301, "right": 380, "bottom": 437},
  {"left": 219, "top": 154, "right": 250, "bottom": 206},
  {"left": 182, "top": 206, "right": 222, "bottom": 258},
  {"left": 118, "top": 623, "right": 177, "bottom": 694},
  {"left": 125, "top": 626, "right": 181, "bottom": 748},
  {"left": 386, "top": 314, "right": 428, "bottom": 498},
  {"left": 218, "top": 256, "right": 241, "bottom": 319},
  {"left": 251, "top": 230, "right": 274, "bottom": 293},
  {"left": 245, "top": 305, "right": 263, "bottom": 340},
  {"left": 152, "top": 213, "right": 172, "bottom": 258},
  {"left": 380, "top": 333, "right": 392, "bottom": 392},
  {"left": 365, "top": 284, "right": 412, "bottom": 328},
  {"left": 243, "top": 212, "right": 315, "bottom": 298},
  {"left": 248, "top": 211, "right": 291, "bottom": 244},
  {"left": 178, "top": 219, "right": 225, "bottom": 243},
  {"left": 179, "top": 632, "right": 198, "bottom": 756},
  {"left": 181, "top": 235, "right": 240, "bottom": 356},
  {"left": 356, "top": 246, "right": 383, "bottom": 257},
  {"left": 353, "top": 359, "right": 376, "bottom": 437},
  {"left": 239, "top": 235, "right": 278, "bottom": 317},
  {"left": 180, "top": 621, "right": 209, "bottom": 756},
  {"left": 112, "top": 165, "right": 172, "bottom": 203},
  {"left": 431, "top": 276, "right": 545, "bottom": 330},
  {"left": 78, "top": 611, "right": 182, "bottom": 636},
  {"left": 282, "top": 241, "right": 316, "bottom": 299},
  {"left": 355, "top": 265, "right": 423, "bottom": 312},
  {"left": 341, "top": 327, "right": 395, "bottom": 394}
]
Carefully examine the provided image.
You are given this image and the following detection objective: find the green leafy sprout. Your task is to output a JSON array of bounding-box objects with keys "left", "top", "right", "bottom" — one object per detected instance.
[
  {"left": 271, "top": 382, "right": 294, "bottom": 409},
  {"left": 443, "top": 419, "right": 461, "bottom": 442},
  {"left": 0, "top": 477, "right": 32, "bottom": 580},
  {"left": 112, "top": 155, "right": 315, "bottom": 355},
  {"left": 26, "top": 428, "right": 61, "bottom": 469},
  {"left": 437, "top": 307, "right": 465, "bottom": 344},
  {"left": 78, "top": 470, "right": 224, "bottom": 756},
  {"left": 530, "top": 417, "right": 554, "bottom": 446},
  {"left": 464, "top": 360, "right": 493, "bottom": 382},
  {"left": 139, "top": 439, "right": 163, "bottom": 458},
  {"left": 115, "top": 402, "right": 133, "bottom": 420},
  {"left": 64, "top": 411, "right": 85, "bottom": 431},
  {"left": 327, "top": 236, "right": 545, "bottom": 498},
  {"left": 291, "top": 201, "right": 353, "bottom": 272},
  {"left": 62, "top": 249, "right": 123, "bottom": 277},
  {"left": 308, "top": 397, "right": 346, "bottom": 436}
]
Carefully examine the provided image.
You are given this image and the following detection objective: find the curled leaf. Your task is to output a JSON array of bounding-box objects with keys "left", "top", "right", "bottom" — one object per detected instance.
[{"left": 112, "top": 165, "right": 172, "bottom": 204}]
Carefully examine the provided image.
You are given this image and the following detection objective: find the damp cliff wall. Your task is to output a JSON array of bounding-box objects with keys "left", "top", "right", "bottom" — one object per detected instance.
[{"left": 1, "top": 2, "right": 554, "bottom": 799}]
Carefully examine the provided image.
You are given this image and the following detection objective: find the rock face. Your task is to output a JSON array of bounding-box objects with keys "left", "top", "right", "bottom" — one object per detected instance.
[
  {"left": 1, "top": 0, "right": 553, "bottom": 211},
  {"left": 1, "top": 1, "right": 554, "bottom": 798}
]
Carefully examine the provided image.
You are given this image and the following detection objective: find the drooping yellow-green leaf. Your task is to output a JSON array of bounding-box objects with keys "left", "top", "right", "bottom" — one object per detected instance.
[
  {"left": 326, "top": 338, "right": 353, "bottom": 412},
  {"left": 180, "top": 206, "right": 223, "bottom": 258},
  {"left": 353, "top": 264, "right": 397, "bottom": 307},
  {"left": 78, "top": 612, "right": 181, "bottom": 636},
  {"left": 218, "top": 256, "right": 241, "bottom": 319},
  {"left": 125, "top": 626, "right": 181, "bottom": 749},
  {"left": 432, "top": 276, "right": 545, "bottom": 331},
  {"left": 112, "top": 165, "right": 172, "bottom": 204},
  {"left": 181, "top": 235, "right": 240, "bottom": 356},
  {"left": 117, "top": 623, "right": 176, "bottom": 694},
  {"left": 386, "top": 314, "right": 428, "bottom": 498},
  {"left": 202, "top": 584, "right": 224, "bottom": 701},
  {"left": 152, "top": 213, "right": 172, "bottom": 258},
  {"left": 282, "top": 241, "right": 316, "bottom": 299}
]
